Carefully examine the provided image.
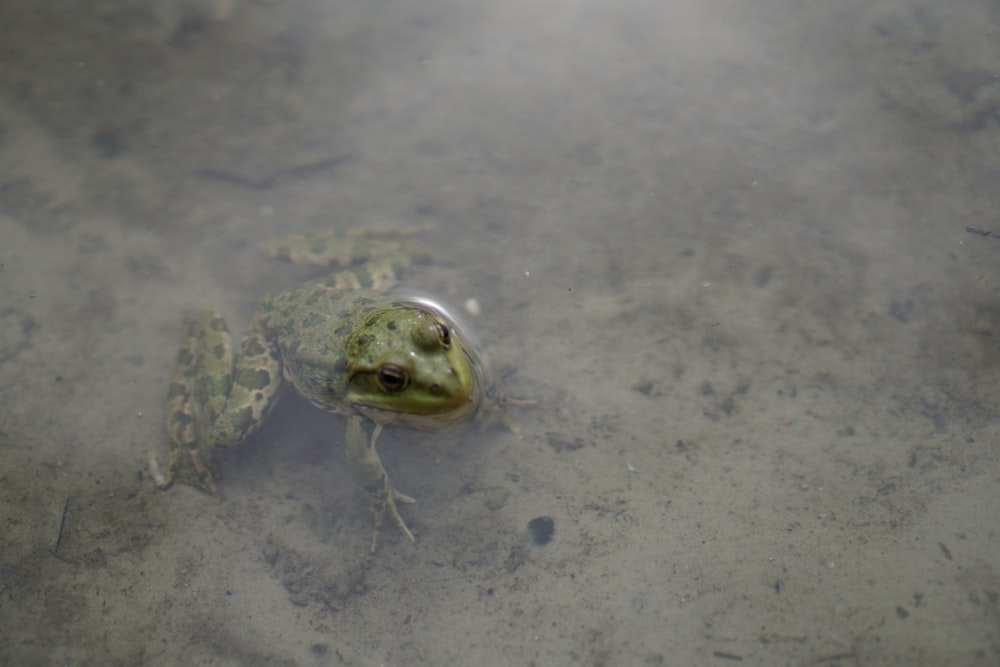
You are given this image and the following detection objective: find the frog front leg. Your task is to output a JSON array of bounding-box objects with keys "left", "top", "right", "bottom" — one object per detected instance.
[{"left": 345, "top": 416, "right": 416, "bottom": 553}]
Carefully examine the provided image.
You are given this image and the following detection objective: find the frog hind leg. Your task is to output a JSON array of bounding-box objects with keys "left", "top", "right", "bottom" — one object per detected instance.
[
  {"left": 345, "top": 416, "right": 416, "bottom": 553},
  {"left": 161, "top": 309, "right": 235, "bottom": 495},
  {"left": 258, "top": 227, "right": 439, "bottom": 290},
  {"left": 160, "top": 309, "right": 283, "bottom": 495},
  {"left": 210, "top": 310, "right": 284, "bottom": 449}
]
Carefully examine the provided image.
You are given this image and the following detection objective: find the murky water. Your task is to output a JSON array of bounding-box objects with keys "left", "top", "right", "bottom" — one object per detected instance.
[{"left": 2, "top": 0, "right": 999, "bottom": 664}]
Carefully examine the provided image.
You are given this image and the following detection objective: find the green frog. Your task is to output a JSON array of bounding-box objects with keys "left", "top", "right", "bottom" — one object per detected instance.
[{"left": 156, "top": 228, "right": 513, "bottom": 552}]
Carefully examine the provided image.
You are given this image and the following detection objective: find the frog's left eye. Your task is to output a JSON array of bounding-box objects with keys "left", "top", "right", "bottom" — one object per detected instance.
[
  {"left": 377, "top": 364, "right": 410, "bottom": 393},
  {"left": 434, "top": 322, "right": 451, "bottom": 349}
]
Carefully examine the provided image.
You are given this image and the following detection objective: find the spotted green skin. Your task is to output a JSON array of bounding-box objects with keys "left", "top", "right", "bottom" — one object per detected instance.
[{"left": 160, "top": 230, "right": 487, "bottom": 552}]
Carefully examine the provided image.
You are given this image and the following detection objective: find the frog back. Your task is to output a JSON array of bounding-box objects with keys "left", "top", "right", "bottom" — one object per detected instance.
[{"left": 258, "top": 279, "right": 390, "bottom": 412}]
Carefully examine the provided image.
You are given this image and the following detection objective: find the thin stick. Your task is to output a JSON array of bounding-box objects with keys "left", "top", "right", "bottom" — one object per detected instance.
[
  {"left": 52, "top": 498, "right": 70, "bottom": 557},
  {"left": 965, "top": 225, "right": 1000, "bottom": 240}
]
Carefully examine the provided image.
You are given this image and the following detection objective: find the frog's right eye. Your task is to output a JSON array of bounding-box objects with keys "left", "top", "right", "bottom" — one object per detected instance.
[{"left": 377, "top": 364, "right": 410, "bottom": 393}]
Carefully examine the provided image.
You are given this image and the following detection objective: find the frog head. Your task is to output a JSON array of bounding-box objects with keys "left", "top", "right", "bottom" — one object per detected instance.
[{"left": 345, "top": 305, "right": 483, "bottom": 429}]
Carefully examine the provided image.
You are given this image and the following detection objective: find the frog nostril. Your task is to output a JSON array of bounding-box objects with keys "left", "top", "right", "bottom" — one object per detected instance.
[{"left": 429, "top": 383, "right": 442, "bottom": 395}]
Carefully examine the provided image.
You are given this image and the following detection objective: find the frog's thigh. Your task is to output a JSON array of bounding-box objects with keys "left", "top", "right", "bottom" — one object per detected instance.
[
  {"left": 163, "top": 308, "right": 233, "bottom": 493},
  {"left": 212, "top": 313, "right": 283, "bottom": 448}
]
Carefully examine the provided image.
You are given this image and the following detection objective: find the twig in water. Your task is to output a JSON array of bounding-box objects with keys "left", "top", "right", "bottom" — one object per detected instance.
[
  {"left": 52, "top": 498, "right": 70, "bottom": 557},
  {"left": 965, "top": 225, "right": 1000, "bottom": 240}
]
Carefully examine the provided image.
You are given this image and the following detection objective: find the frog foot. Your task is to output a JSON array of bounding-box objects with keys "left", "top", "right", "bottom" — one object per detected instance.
[
  {"left": 368, "top": 481, "right": 417, "bottom": 554},
  {"left": 153, "top": 445, "right": 220, "bottom": 497},
  {"left": 485, "top": 385, "right": 537, "bottom": 440}
]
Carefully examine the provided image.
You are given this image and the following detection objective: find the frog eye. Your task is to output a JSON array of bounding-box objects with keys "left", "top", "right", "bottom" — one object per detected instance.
[
  {"left": 377, "top": 364, "right": 410, "bottom": 393},
  {"left": 434, "top": 322, "right": 451, "bottom": 349}
]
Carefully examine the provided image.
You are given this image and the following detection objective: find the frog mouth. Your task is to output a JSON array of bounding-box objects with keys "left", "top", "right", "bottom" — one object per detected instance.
[
  {"left": 354, "top": 396, "right": 480, "bottom": 432},
  {"left": 390, "top": 390, "right": 481, "bottom": 431}
]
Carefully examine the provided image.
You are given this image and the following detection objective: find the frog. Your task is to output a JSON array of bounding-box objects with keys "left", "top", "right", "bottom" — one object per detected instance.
[{"left": 156, "top": 227, "right": 515, "bottom": 553}]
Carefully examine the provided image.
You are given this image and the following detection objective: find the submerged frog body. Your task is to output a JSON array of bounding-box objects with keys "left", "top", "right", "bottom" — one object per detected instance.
[{"left": 158, "top": 228, "right": 507, "bottom": 552}]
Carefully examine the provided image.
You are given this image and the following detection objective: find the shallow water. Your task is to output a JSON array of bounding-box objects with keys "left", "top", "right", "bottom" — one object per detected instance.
[{"left": 2, "top": 0, "right": 999, "bottom": 664}]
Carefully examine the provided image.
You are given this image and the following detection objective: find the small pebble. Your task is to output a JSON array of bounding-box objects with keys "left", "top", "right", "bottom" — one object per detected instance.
[{"left": 527, "top": 516, "right": 556, "bottom": 546}]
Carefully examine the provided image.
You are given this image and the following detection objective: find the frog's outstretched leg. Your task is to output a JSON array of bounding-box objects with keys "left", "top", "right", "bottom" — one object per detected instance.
[
  {"left": 258, "top": 227, "right": 437, "bottom": 287},
  {"left": 345, "top": 416, "right": 416, "bottom": 553}
]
